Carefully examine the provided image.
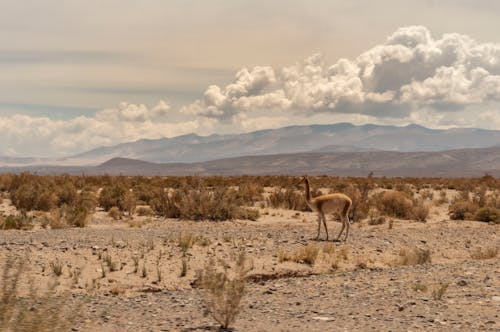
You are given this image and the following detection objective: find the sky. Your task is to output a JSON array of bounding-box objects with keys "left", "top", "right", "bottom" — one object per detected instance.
[{"left": 1, "top": 0, "right": 500, "bottom": 157}]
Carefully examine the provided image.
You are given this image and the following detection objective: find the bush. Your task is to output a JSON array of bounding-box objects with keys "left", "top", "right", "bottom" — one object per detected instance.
[
  {"left": 374, "top": 190, "right": 413, "bottom": 219},
  {"left": 64, "top": 205, "right": 90, "bottom": 228},
  {"left": 98, "top": 184, "right": 127, "bottom": 211},
  {"left": 108, "top": 207, "right": 122, "bottom": 220},
  {"left": 196, "top": 257, "right": 249, "bottom": 329},
  {"left": 150, "top": 187, "right": 259, "bottom": 221},
  {"left": 449, "top": 199, "right": 479, "bottom": 220},
  {"left": 474, "top": 207, "right": 500, "bottom": 223},
  {"left": 11, "top": 183, "right": 57, "bottom": 211},
  {"left": 411, "top": 199, "right": 429, "bottom": 222},
  {"left": 267, "top": 188, "right": 308, "bottom": 211},
  {"left": 0, "top": 213, "right": 34, "bottom": 230}
]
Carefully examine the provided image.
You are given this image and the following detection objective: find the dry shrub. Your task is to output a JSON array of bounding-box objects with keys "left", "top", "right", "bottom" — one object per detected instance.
[
  {"left": 449, "top": 199, "right": 479, "bottom": 220},
  {"left": 397, "top": 247, "right": 431, "bottom": 266},
  {"left": 136, "top": 206, "right": 154, "bottom": 216},
  {"left": 474, "top": 207, "right": 500, "bottom": 223},
  {"left": 149, "top": 188, "right": 182, "bottom": 218},
  {"left": 431, "top": 283, "right": 449, "bottom": 301},
  {"left": 267, "top": 188, "right": 308, "bottom": 211},
  {"left": 11, "top": 183, "right": 57, "bottom": 212},
  {"left": 196, "top": 257, "right": 249, "bottom": 329},
  {"left": 470, "top": 246, "right": 498, "bottom": 259},
  {"left": 374, "top": 190, "right": 413, "bottom": 219},
  {"left": 237, "top": 183, "right": 264, "bottom": 204},
  {"left": 63, "top": 205, "right": 89, "bottom": 228},
  {"left": 343, "top": 185, "right": 369, "bottom": 222},
  {"left": 108, "top": 207, "right": 122, "bottom": 220},
  {"left": 0, "top": 213, "right": 33, "bottom": 230},
  {"left": 0, "top": 255, "right": 82, "bottom": 331},
  {"left": 411, "top": 199, "right": 429, "bottom": 222},
  {"left": 437, "top": 190, "right": 448, "bottom": 204},
  {"left": 98, "top": 183, "right": 128, "bottom": 211},
  {"left": 368, "top": 210, "right": 386, "bottom": 225},
  {"left": 278, "top": 243, "right": 320, "bottom": 265}
]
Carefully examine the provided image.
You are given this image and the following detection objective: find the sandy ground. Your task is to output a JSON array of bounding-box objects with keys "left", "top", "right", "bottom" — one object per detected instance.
[{"left": 1, "top": 196, "right": 499, "bottom": 331}]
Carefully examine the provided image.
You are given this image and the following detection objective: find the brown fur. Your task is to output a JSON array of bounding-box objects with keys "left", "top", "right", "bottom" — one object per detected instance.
[{"left": 302, "top": 176, "right": 353, "bottom": 242}]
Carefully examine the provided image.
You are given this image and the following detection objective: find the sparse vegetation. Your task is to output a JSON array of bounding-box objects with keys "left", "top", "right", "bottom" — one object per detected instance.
[
  {"left": 196, "top": 256, "right": 249, "bottom": 330},
  {"left": 470, "top": 246, "right": 498, "bottom": 259},
  {"left": 397, "top": 247, "right": 431, "bottom": 266},
  {"left": 431, "top": 283, "right": 449, "bottom": 301},
  {"left": 1, "top": 255, "right": 81, "bottom": 331}
]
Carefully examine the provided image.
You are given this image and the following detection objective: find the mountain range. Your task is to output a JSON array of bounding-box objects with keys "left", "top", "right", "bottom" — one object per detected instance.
[
  {"left": 2, "top": 123, "right": 500, "bottom": 167},
  {"left": 0, "top": 122, "right": 499, "bottom": 177}
]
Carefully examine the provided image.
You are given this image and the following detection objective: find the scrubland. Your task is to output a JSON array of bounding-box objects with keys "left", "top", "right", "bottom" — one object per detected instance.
[{"left": 0, "top": 174, "right": 499, "bottom": 331}]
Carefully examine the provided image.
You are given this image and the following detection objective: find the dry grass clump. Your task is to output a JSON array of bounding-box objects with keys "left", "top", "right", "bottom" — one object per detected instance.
[
  {"left": 411, "top": 198, "right": 429, "bottom": 222},
  {"left": 1, "top": 255, "right": 81, "bottom": 331},
  {"left": 136, "top": 206, "right": 154, "bottom": 216},
  {"left": 474, "top": 207, "right": 500, "bottom": 223},
  {"left": 196, "top": 256, "right": 250, "bottom": 330},
  {"left": 178, "top": 232, "right": 196, "bottom": 254},
  {"left": 368, "top": 211, "right": 386, "bottom": 225},
  {"left": 470, "top": 246, "right": 498, "bottom": 259},
  {"left": 397, "top": 247, "right": 431, "bottom": 266},
  {"left": 108, "top": 206, "right": 122, "bottom": 220},
  {"left": 431, "top": 283, "right": 449, "bottom": 301},
  {"left": 278, "top": 243, "right": 320, "bottom": 265},
  {"left": 0, "top": 213, "right": 33, "bottom": 230}
]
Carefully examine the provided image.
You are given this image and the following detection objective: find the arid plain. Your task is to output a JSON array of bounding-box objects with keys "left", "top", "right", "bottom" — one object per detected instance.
[{"left": 1, "top": 175, "right": 499, "bottom": 331}]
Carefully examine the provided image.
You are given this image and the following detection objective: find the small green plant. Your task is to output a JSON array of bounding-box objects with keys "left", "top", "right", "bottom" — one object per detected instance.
[
  {"left": 104, "top": 253, "right": 118, "bottom": 272},
  {"left": 180, "top": 259, "right": 188, "bottom": 277},
  {"left": 132, "top": 255, "right": 139, "bottom": 273},
  {"left": 431, "top": 283, "right": 449, "bottom": 300}
]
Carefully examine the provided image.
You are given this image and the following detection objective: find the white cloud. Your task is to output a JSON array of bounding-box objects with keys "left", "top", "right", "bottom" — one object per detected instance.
[
  {"left": 184, "top": 25, "right": 500, "bottom": 124},
  {"left": 0, "top": 101, "right": 216, "bottom": 157},
  {"left": 2, "top": 26, "right": 500, "bottom": 158}
]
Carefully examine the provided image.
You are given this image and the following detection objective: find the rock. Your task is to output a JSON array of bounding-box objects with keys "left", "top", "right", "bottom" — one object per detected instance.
[
  {"left": 312, "top": 316, "right": 334, "bottom": 322},
  {"left": 114, "top": 241, "right": 127, "bottom": 249},
  {"left": 492, "top": 296, "right": 500, "bottom": 302},
  {"left": 457, "top": 280, "right": 467, "bottom": 286}
]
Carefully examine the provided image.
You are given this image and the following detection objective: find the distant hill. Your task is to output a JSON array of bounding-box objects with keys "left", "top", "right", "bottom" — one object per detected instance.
[
  {"left": 2, "top": 146, "right": 499, "bottom": 177},
  {"left": 67, "top": 123, "right": 500, "bottom": 165}
]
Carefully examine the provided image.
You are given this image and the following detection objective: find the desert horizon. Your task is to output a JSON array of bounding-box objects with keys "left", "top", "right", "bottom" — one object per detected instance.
[{"left": 1, "top": 1, "right": 499, "bottom": 331}]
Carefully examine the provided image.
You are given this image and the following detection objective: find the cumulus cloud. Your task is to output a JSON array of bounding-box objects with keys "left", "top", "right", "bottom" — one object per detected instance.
[
  {"left": 3, "top": 26, "right": 500, "bottom": 158},
  {"left": 0, "top": 101, "right": 216, "bottom": 157},
  {"left": 183, "top": 26, "right": 500, "bottom": 121}
]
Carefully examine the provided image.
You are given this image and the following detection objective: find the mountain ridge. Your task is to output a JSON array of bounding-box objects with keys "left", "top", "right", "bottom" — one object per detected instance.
[{"left": 1, "top": 145, "right": 499, "bottom": 177}]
